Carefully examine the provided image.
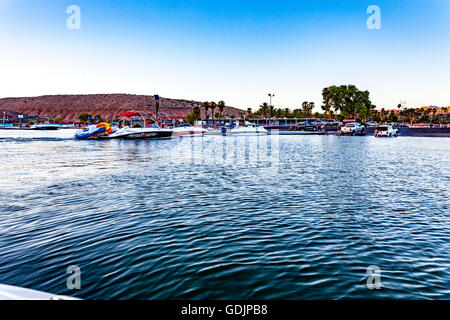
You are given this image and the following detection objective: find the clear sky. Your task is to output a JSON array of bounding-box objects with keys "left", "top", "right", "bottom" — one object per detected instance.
[{"left": 0, "top": 0, "right": 449, "bottom": 111}]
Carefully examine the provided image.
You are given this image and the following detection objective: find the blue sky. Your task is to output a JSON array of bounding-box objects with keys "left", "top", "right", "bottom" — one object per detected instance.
[{"left": 0, "top": 0, "right": 449, "bottom": 111}]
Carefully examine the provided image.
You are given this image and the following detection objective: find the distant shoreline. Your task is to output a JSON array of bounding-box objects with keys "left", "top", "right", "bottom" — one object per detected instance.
[{"left": 0, "top": 94, "right": 244, "bottom": 122}]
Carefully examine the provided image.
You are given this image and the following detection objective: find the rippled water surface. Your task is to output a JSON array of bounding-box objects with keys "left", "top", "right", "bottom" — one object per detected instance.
[{"left": 0, "top": 129, "right": 449, "bottom": 299}]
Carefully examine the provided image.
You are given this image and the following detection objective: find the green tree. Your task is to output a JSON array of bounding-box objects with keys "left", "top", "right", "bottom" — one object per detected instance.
[
  {"left": 326, "top": 85, "right": 373, "bottom": 121},
  {"left": 78, "top": 113, "right": 91, "bottom": 123},
  {"left": 258, "top": 102, "right": 270, "bottom": 118},
  {"left": 185, "top": 112, "right": 197, "bottom": 124},
  {"left": 209, "top": 102, "right": 217, "bottom": 121},
  {"left": 301, "top": 101, "right": 309, "bottom": 116},
  {"left": 308, "top": 102, "right": 315, "bottom": 116},
  {"left": 269, "top": 105, "right": 275, "bottom": 118},
  {"left": 218, "top": 100, "right": 226, "bottom": 119},
  {"left": 247, "top": 108, "right": 253, "bottom": 118},
  {"left": 202, "top": 102, "right": 210, "bottom": 122},
  {"left": 302, "top": 102, "right": 314, "bottom": 117},
  {"left": 192, "top": 106, "right": 201, "bottom": 120},
  {"left": 321, "top": 87, "right": 331, "bottom": 119}
]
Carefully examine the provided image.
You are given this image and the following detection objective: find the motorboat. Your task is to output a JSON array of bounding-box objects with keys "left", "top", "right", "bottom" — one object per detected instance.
[
  {"left": 172, "top": 125, "right": 207, "bottom": 136},
  {"left": 107, "top": 125, "right": 173, "bottom": 139},
  {"left": 75, "top": 122, "right": 114, "bottom": 140},
  {"left": 0, "top": 284, "right": 79, "bottom": 300},
  {"left": 204, "top": 128, "right": 222, "bottom": 135},
  {"left": 107, "top": 111, "right": 173, "bottom": 139},
  {"left": 227, "top": 121, "right": 268, "bottom": 135},
  {"left": 30, "top": 123, "right": 60, "bottom": 130},
  {"left": 160, "top": 114, "right": 207, "bottom": 136}
]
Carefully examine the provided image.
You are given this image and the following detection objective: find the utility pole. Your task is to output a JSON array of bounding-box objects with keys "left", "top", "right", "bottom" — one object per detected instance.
[
  {"left": 154, "top": 95, "right": 160, "bottom": 121},
  {"left": 268, "top": 93, "right": 275, "bottom": 109}
]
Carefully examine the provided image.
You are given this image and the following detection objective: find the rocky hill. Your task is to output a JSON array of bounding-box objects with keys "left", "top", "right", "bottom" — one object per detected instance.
[{"left": 0, "top": 94, "right": 245, "bottom": 122}]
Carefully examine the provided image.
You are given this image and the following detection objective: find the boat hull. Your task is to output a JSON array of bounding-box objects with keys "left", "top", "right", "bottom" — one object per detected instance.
[
  {"left": 105, "top": 127, "right": 173, "bottom": 139},
  {"left": 172, "top": 127, "right": 207, "bottom": 136},
  {"left": 229, "top": 128, "right": 268, "bottom": 135},
  {"left": 31, "top": 125, "right": 60, "bottom": 130},
  {"left": 0, "top": 284, "right": 79, "bottom": 300},
  {"left": 115, "top": 131, "right": 173, "bottom": 139},
  {"left": 75, "top": 126, "right": 106, "bottom": 140}
]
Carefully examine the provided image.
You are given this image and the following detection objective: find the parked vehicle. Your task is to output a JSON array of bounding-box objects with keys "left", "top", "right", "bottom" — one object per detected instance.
[
  {"left": 297, "top": 118, "right": 321, "bottom": 131},
  {"left": 340, "top": 122, "right": 365, "bottom": 136},
  {"left": 374, "top": 125, "right": 398, "bottom": 137}
]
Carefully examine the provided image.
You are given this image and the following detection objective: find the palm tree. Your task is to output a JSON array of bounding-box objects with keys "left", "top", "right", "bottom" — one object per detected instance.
[
  {"left": 202, "top": 102, "right": 210, "bottom": 123},
  {"left": 209, "top": 102, "right": 217, "bottom": 122},
  {"left": 192, "top": 106, "right": 201, "bottom": 121},
  {"left": 380, "top": 108, "right": 386, "bottom": 123},
  {"left": 247, "top": 108, "right": 252, "bottom": 118},
  {"left": 258, "top": 102, "right": 270, "bottom": 118},
  {"left": 274, "top": 108, "right": 282, "bottom": 118},
  {"left": 269, "top": 105, "right": 275, "bottom": 118},
  {"left": 322, "top": 87, "right": 331, "bottom": 119},
  {"left": 302, "top": 101, "right": 309, "bottom": 117},
  {"left": 308, "top": 102, "right": 315, "bottom": 116},
  {"left": 218, "top": 100, "right": 225, "bottom": 119}
]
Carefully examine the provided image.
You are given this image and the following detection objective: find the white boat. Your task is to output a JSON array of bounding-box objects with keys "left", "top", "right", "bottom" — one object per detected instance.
[
  {"left": 228, "top": 121, "right": 268, "bottom": 135},
  {"left": 30, "top": 123, "right": 60, "bottom": 130},
  {"left": 204, "top": 128, "right": 222, "bottom": 135},
  {"left": 106, "top": 126, "right": 173, "bottom": 139},
  {"left": 0, "top": 284, "right": 79, "bottom": 300},
  {"left": 159, "top": 114, "right": 207, "bottom": 136},
  {"left": 172, "top": 125, "right": 207, "bottom": 136},
  {"left": 105, "top": 111, "right": 173, "bottom": 139}
]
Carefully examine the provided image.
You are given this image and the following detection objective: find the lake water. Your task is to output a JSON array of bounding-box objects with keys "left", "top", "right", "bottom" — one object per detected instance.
[{"left": 0, "top": 129, "right": 449, "bottom": 299}]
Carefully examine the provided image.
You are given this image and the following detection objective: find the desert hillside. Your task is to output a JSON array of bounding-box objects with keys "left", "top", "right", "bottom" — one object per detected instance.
[{"left": 0, "top": 94, "right": 245, "bottom": 122}]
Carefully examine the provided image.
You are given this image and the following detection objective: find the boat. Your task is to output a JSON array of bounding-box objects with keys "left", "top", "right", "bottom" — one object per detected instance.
[
  {"left": 160, "top": 115, "right": 207, "bottom": 136},
  {"left": 204, "top": 128, "right": 222, "bottom": 135},
  {"left": 0, "top": 125, "right": 22, "bottom": 130},
  {"left": 30, "top": 123, "right": 60, "bottom": 130},
  {"left": 75, "top": 122, "right": 114, "bottom": 140},
  {"left": 172, "top": 125, "right": 207, "bottom": 136},
  {"left": 107, "top": 126, "right": 173, "bottom": 139},
  {"left": 0, "top": 284, "right": 79, "bottom": 300},
  {"left": 107, "top": 111, "right": 173, "bottom": 139},
  {"left": 227, "top": 121, "right": 268, "bottom": 135}
]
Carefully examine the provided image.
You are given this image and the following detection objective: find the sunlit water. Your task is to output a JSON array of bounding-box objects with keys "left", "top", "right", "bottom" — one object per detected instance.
[{"left": 0, "top": 129, "right": 449, "bottom": 299}]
